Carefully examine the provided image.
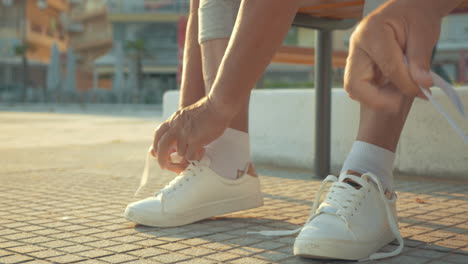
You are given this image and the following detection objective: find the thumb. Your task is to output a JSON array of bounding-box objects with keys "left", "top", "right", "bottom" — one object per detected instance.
[{"left": 408, "top": 60, "right": 433, "bottom": 89}]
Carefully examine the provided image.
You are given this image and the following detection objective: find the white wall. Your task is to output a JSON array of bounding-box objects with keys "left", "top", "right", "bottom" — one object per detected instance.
[{"left": 163, "top": 88, "right": 468, "bottom": 178}]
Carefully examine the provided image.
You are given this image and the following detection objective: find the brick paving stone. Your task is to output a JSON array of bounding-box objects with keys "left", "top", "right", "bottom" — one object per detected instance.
[
  {"left": 124, "top": 259, "right": 161, "bottom": 264},
  {"left": 76, "top": 249, "right": 113, "bottom": 258},
  {"left": 0, "top": 254, "right": 34, "bottom": 264},
  {"left": 179, "top": 238, "right": 210, "bottom": 247},
  {"left": 65, "top": 235, "right": 99, "bottom": 244},
  {"left": 19, "top": 236, "right": 55, "bottom": 244},
  {"left": 48, "top": 232, "right": 80, "bottom": 240},
  {"left": 111, "top": 235, "right": 146, "bottom": 243},
  {"left": 201, "top": 242, "right": 234, "bottom": 251},
  {"left": 0, "top": 241, "right": 25, "bottom": 249},
  {"left": 407, "top": 249, "right": 447, "bottom": 259},
  {"left": 74, "top": 260, "right": 109, "bottom": 264},
  {"left": 250, "top": 241, "right": 286, "bottom": 251},
  {"left": 224, "top": 237, "right": 264, "bottom": 247},
  {"left": 98, "top": 253, "right": 138, "bottom": 263},
  {"left": 178, "top": 247, "right": 216, "bottom": 257},
  {"left": 388, "top": 255, "right": 432, "bottom": 264},
  {"left": 158, "top": 242, "right": 190, "bottom": 252},
  {"left": 105, "top": 243, "right": 142, "bottom": 253},
  {"left": 40, "top": 240, "right": 75, "bottom": 248},
  {"left": 176, "top": 258, "right": 217, "bottom": 264},
  {"left": 205, "top": 252, "right": 241, "bottom": 262},
  {"left": 3, "top": 232, "right": 36, "bottom": 240},
  {"left": 47, "top": 254, "right": 85, "bottom": 263},
  {"left": 255, "top": 250, "right": 291, "bottom": 262},
  {"left": 8, "top": 245, "right": 48, "bottom": 254},
  {"left": 442, "top": 253, "right": 468, "bottom": 264},
  {"left": 58, "top": 244, "right": 94, "bottom": 253},
  {"left": 28, "top": 249, "right": 65, "bottom": 259},
  {"left": 152, "top": 252, "right": 192, "bottom": 263},
  {"left": 154, "top": 235, "right": 187, "bottom": 243},
  {"left": 23, "top": 260, "right": 54, "bottom": 264},
  {"left": 0, "top": 249, "right": 13, "bottom": 257},
  {"left": 229, "top": 257, "right": 271, "bottom": 264},
  {"left": 279, "top": 257, "right": 326, "bottom": 264},
  {"left": 128, "top": 247, "right": 167, "bottom": 258},
  {"left": 134, "top": 239, "right": 169, "bottom": 247},
  {"left": 225, "top": 246, "right": 265, "bottom": 256}
]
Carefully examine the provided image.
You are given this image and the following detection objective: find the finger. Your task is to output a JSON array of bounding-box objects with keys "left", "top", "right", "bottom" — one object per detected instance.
[
  {"left": 153, "top": 122, "right": 170, "bottom": 155},
  {"left": 345, "top": 47, "right": 403, "bottom": 112},
  {"left": 177, "top": 138, "right": 188, "bottom": 158},
  {"left": 366, "top": 24, "right": 420, "bottom": 97},
  {"left": 150, "top": 147, "right": 157, "bottom": 158},
  {"left": 406, "top": 22, "right": 438, "bottom": 89},
  {"left": 156, "top": 129, "right": 177, "bottom": 169},
  {"left": 185, "top": 145, "right": 205, "bottom": 161},
  {"left": 165, "top": 161, "right": 189, "bottom": 174}
]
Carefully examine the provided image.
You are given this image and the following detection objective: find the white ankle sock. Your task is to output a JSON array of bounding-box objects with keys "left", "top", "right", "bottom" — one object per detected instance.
[
  {"left": 340, "top": 141, "right": 395, "bottom": 192},
  {"left": 204, "top": 128, "right": 251, "bottom": 180}
]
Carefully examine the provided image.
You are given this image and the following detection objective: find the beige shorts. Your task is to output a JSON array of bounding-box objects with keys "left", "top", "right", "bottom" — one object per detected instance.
[
  {"left": 198, "top": 0, "right": 387, "bottom": 44},
  {"left": 198, "top": 0, "right": 241, "bottom": 44}
]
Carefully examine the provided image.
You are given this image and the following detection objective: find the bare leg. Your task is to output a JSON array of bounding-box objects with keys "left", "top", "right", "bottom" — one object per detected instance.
[
  {"left": 341, "top": 95, "right": 414, "bottom": 191},
  {"left": 200, "top": 39, "right": 250, "bottom": 132},
  {"left": 179, "top": 0, "right": 205, "bottom": 108},
  {"left": 357, "top": 96, "right": 414, "bottom": 152}
]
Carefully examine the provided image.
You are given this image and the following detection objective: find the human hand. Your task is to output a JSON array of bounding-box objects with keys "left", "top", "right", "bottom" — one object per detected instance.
[
  {"left": 345, "top": 0, "right": 462, "bottom": 111},
  {"left": 152, "top": 96, "right": 233, "bottom": 171}
]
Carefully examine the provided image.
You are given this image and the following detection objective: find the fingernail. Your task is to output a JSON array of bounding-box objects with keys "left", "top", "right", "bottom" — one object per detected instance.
[
  {"left": 416, "top": 92, "right": 428, "bottom": 101},
  {"left": 414, "top": 68, "right": 433, "bottom": 88}
]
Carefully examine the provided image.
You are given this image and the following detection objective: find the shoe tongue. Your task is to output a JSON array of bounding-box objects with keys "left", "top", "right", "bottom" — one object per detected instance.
[
  {"left": 198, "top": 155, "right": 211, "bottom": 167},
  {"left": 339, "top": 171, "right": 367, "bottom": 190},
  {"left": 170, "top": 152, "right": 211, "bottom": 167}
]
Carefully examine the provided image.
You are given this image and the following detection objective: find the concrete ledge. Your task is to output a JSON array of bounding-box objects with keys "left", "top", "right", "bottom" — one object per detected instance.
[{"left": 163, "top": 88, "right": 468, "bottom": 177}]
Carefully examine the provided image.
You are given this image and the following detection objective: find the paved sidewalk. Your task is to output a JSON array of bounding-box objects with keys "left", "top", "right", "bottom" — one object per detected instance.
[{"left": 0, "top": 111, "right": 467, "bottom": 264}]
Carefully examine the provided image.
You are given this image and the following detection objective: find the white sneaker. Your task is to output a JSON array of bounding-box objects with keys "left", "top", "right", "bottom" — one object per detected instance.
[
  {"left": 124, "top": 153, "right": 263, "bottom": 227},
  {"left": 250, "top": 172, "right": 403, "bottom": 261}
]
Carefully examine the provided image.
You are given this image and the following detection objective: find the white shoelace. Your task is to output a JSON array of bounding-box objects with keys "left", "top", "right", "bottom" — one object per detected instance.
[
  {"left": 248, "top": 173, "right": 404, "bottom": 261},
  {"left": 422, "top": 72, "right": 467, "bottom": 143},
  {"left": 134, "top": 146, "right": 154, "bottom": 196},
  {"left": 155, "top": 162, "right": 202, "bottom": 196},
  {"left": 134, "top": 146, "right": 205, "bottom": 196}
]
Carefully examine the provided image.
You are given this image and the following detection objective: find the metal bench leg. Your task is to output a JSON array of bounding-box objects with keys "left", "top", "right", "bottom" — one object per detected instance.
[{"left": 314, "top": 29, "right": 332, "bottom": 177}]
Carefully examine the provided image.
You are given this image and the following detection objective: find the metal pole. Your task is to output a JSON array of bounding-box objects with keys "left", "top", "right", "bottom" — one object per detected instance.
[{"left": 314, "top": 29, "right": 332, "bottom": 177}]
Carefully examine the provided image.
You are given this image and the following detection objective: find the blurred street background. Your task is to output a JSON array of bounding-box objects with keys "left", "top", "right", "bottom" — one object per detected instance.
[{"left": 0, "top": 0, "right": 466, "bottom": 104}]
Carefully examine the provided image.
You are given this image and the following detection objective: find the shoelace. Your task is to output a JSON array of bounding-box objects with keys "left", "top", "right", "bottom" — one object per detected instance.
[
  {"left": 421, "top": 72, "right": 467, "bottom": 143},
  {"left": 155, "top": 162, "right": 201, "bottom": 196},
  {"left": 134, "top": 146, "right": 154, "bottom": 196},
  {"left": 134, "top": 146, "right": 204, "bottom": 196},
  {"left": 248, "top": 173, "right": 404, "bottom": 261}
]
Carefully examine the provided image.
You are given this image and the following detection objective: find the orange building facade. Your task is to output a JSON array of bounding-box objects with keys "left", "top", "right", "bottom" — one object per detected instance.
[
  {"left": 0, "top": 0, "right": 69, "bottom": 95},
  {"left": 68, "top": 0, "right": 112, "bottom": 91},
  {"left": 25, "top": 0, "right": 69, "bottom": 62}
]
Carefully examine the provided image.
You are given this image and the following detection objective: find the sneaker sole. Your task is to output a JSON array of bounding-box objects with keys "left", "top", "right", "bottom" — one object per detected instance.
[
  {"left": 124, "top": 192, "right": 264, "bottom": 227},
  {"left": 293, "top": 229, "right": 395, "bottom": 260}
]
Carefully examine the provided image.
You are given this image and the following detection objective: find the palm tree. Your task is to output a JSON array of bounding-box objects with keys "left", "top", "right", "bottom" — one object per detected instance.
[
  {"left": 14, "top": 43, "right": 29, "bottom": 102},
  {"left": 125, "top": 39, "right": 145, "bottom": 92}
]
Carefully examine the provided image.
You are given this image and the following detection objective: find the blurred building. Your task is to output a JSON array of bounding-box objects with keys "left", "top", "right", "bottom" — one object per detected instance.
[
  {"left": 262, "top": 26, "right": 353, "bottom": 88},
  {"left": 94, "top": 0, "right": 189, "bottom": 103},
  {"left": 0, "top": 0, "right": 69, "bottom": 99},
  {"left": 67, "top": 0, "right": 112, "bottom": 91},
  {"left": 435, "top": 11, "right": 468, "bottom": 84}
]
